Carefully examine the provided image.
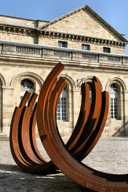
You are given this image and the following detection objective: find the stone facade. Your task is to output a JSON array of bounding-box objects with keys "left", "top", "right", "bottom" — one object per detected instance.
[{"left": 0, "top": 5, "right": 127, "bottom": 138}]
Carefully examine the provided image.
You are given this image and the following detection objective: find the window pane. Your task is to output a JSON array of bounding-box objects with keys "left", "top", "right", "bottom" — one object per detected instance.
[
  {"left": 21, "top": 79, "right": 34, "bottom": 99},
  {"left": 103, "top": 47, "right": 110, "bottom": 53},
  {"left": 82, "top": 44, "right": 90, "bottom": 50},
  {"left": 58, "top": 41, "right": 67, "bottom": 48},
  {"left": 57, "top": 86, "right": 68, "bottom": 121},
  {"left": 110, "top": 83, "right": 119, "bottom": 120}
]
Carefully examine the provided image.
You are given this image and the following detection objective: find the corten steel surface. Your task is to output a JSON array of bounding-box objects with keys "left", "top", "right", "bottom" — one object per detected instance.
[
  {"left": 10, "top": 62, "right": 128, "bottom": 191},
  {"left": 19, "top": 93, "right": 41, "bottom": 165},
  {"left": 66, "top": 83, "right": 91, "bottom": 151},
  {"left": 10, "top": 91, "right": 60, "bottom": 174},
  {"left": 10, "top": 68, "right": 70, "bottom": 174},
  {"left": 66, "top": 77, "right": 102, "bottom": 160}
]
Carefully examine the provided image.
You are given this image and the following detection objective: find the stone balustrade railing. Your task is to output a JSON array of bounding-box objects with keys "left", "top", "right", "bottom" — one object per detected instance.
[{"left": 0, "top": 41, "right": 128, "bottom": 66}]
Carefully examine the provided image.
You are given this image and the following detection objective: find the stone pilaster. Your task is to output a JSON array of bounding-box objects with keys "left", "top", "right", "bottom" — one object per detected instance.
[{"left": 2, "top": 86, "right": 14, "bottom": 136}]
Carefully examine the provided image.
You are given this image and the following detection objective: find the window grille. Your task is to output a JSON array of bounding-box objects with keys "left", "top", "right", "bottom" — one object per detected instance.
[
  {"left": 57, "top": 86, "right": 68, "bottom": 121},
  {"left": 110, "top": 83, "right": 119, "bottom": 119}
]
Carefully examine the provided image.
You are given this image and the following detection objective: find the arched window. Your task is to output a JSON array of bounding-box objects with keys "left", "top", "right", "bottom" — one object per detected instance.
[
  {"left": 88, "top": 83, "right": 92, "bottom": 103},
  {"left": 110, "top": 83, "right": 120, "bottom": 119},
  {"left": 21, "top": 79, "right": 34, "bottom": 99},
  {"left": 57, "top": 86, "right": 68, "bottom": 121}
]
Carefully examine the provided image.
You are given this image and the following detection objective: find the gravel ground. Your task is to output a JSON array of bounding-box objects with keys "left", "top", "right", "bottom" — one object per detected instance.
[{"left": 0, "top": 137, "right": 128, "bottom": 192}]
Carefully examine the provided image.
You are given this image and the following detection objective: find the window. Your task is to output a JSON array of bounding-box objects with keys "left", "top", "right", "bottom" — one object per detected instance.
[
  {"left": 88, "top": 83, "right": 92, "bottom": 103},
  {"left": 82, "top": 44, "right": 90, "bottom": 51},
  {"left": 58, "top": 41, "right": 67, "bottom": 48},
  {"left": 21, "top": 79, "right": 34, "bottom": 99},
  {"left": 110, "top": 83, "right": 120, "bottom": 119},
  {"left": 103, "top": 47, "right": 110, "bottom": 53},
  {"left": 57, "top": 86, "right": 68, "bottom": 121}
]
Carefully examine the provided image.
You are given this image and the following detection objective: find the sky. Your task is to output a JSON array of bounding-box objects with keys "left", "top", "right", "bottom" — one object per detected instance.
[{"left": 0, "top": 0, "right": 127, "bottom": 54}]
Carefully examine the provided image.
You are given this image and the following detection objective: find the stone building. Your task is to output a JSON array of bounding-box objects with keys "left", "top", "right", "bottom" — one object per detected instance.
[{"left": 0, "top": 5, "right": 128, "bottom": 139}]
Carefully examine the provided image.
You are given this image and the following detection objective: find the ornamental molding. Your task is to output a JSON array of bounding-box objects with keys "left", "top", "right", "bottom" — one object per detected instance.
[
  {"left": 40, "top": 30, "right": 126, "bottom": 47},
  {"left": 0, "top": 22, "right": 127, "bottom": 47},
  {"left": 41, "top": 5, "right": 127, "bottom": 43},
  {"left": 0, "top": 23, "right": 36, "bottom": 36}
]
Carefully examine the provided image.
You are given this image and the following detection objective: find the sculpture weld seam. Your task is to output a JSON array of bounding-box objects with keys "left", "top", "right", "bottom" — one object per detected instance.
[{"left": 10, "top": 62, "right": 128, "bottom": 192}]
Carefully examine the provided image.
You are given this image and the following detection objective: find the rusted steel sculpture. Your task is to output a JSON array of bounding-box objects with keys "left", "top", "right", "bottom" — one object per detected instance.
[{"left": 10, "top": 62, "right": 128, "bottom": 191}]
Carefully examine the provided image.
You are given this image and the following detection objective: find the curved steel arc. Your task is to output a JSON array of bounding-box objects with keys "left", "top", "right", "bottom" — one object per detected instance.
[
  {"left": 10, "top": 62, "right": 128, "bottom": 191},
  {"left": 66, "top": 83, "right": 90, "bottom": 151},
  {"left": 72, "top": 77, "right": 102, "bottom": 159},
  {"left": 10, "top": 91, "right": 52, "bottom": 173},
  {"left": 37, "top": 64, "right": 128, "bottom": 192},
  {"left": 80, "top": 91, "right": 109, "bottom": 158},
  {"left": 29, "top": 103, "right": 47, "bottom": 162},
  {"left": 66, "top": 77, "right": 102, "bottom": 156},
  {"left": 37, "top": 62, "right": 64, "bottom": 141},
  {"left": 19, "top": 93, "right": 41, "bottom": 165},
  {"left": 36, "top": 63, "right": 102, "bottom": 163},
  {"left": 10, "top": 91, "right": 35, "bottom": 171},
  {"left": 10, "top": 62, "right": 103, "bottom": 173},
  {"left": 10, "top": 63, "right": 66, "bottom": 173},
  {"left": 42, "top": 75, "right": 104, "bottom": 163}
]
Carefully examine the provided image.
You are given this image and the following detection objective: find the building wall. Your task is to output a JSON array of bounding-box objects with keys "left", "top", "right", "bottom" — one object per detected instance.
[
  {"left": 0, "top": 42, "right": 128, "bottom": 137},
  {"left": 0, "top": 9, "right": 126, "bottom": 55},
  {"left": 0, "top": 29, "right": 124, "bottom": 55},
  {"left": 39, "top": 36, "right": 125, "bottom": 55},
  {"left": 2, "top": 63, "right": 128, "bottom": 137},
  {"left": 0, "top": 7, "right": 127, "bottom": 138},
  {"left": 0, "top": 31, "right": 35, "bottom": 44},
  {"left": 0, "top": 15, "right": 48, "bottom": 28}
]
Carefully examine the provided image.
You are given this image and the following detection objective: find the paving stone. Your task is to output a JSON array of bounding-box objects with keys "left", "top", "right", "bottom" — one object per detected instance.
[{"left": 0, "top": 137, "right": 128, "bottom": 191}]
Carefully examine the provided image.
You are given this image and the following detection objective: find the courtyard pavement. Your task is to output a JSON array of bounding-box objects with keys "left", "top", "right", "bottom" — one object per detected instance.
[{"left": 0, "top": 137, "right": 128, "bottom": 192}]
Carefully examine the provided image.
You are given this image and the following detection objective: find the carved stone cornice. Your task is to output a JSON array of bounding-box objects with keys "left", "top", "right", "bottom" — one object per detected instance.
[
  {"left": 0, "top": 23, "right": 36, "bottom": 36},
  {"left": 41, "top": 5, "right": 127, "bottom": 43},
  {"left": 40, "top": 30, "right": 126, "bottom": 47},
  {"left": 0, "top": 22, "right": 126, "bottom": 47}
]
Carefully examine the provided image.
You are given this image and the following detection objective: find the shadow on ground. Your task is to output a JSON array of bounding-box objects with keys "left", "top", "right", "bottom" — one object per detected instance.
[{"left": 0, "top": 164, "right": 93, "bottom": 192}]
